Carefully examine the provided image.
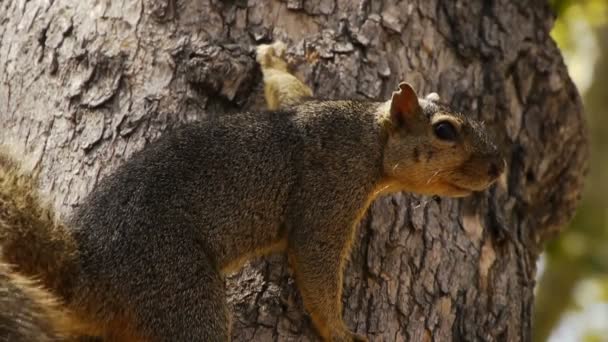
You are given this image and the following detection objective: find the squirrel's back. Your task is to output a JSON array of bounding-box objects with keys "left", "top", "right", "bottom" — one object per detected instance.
[{"left": 70, "top": 101, "right": 383, "bottom": 275}]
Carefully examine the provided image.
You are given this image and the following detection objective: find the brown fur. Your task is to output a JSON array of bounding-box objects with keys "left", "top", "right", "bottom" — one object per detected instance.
[
  {"left": 0, "top": 152, "right": 90, "bottom": 340},
  {"left": 0, "top": 261, "right": 78, "bottom": 341},
  {"left": 0, "top": 152, "right": 77, "bottom": 298},
  {"left": 0, "top": 42, "right": 503, "bottom": 342}
]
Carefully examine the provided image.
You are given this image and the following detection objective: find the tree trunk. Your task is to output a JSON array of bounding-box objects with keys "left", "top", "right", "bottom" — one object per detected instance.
[{"left": 0, "top": 0, "right": 587, "bottom": 341}]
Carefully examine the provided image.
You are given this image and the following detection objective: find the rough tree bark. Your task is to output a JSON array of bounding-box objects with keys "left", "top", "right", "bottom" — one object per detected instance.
[{"left": 0, "top": 0, "right": 587, "bottom": 341}]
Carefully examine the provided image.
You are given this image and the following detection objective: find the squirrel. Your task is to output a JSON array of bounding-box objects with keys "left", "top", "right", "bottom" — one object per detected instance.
[
  {"left": 256, "top": 41, "right": 313, "bottom": 110},
  {"left": 0, "top": 41, "right": 504, "bottom": 341}
]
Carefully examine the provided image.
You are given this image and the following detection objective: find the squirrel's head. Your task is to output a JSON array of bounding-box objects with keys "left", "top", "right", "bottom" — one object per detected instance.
[
  {"left": 256, "top": 41, "right": 288, "bottom": 71},
  {"left": 380, "top": 83, "right": 505, "bottom": 197}
]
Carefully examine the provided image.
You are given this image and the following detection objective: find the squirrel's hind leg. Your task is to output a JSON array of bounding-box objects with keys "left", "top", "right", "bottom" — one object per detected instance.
[{"left": 113, "top": 247, "right": 230, "bottom": 342}]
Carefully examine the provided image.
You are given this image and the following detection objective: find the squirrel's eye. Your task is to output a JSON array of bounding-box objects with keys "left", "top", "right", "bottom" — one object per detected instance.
[{"left": 433, "top": 121, "right": 458, "bottom": 141}]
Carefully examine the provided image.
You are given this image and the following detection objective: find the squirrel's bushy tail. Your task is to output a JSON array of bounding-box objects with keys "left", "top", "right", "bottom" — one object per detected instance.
[
  {"left": 0, "top": 150, "right": 77, "bottom": 298},
  {"left": 0, "top": 261, "right": 73, "bottom": 341}
]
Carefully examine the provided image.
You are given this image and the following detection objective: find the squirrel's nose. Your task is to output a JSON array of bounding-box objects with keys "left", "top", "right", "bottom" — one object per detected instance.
[{"left": 488, "top": 159, "right": 505, "bottom": 179}]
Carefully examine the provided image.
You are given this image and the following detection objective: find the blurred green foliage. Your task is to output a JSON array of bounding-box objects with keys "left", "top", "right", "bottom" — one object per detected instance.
[{"left": 534, "top": 1, "right": 608, "bottom": 341}]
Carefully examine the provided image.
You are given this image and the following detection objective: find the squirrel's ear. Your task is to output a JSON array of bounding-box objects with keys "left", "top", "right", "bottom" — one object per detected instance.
[{"left": 390, "top": 82, "right": 421, "bottom": 127}]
